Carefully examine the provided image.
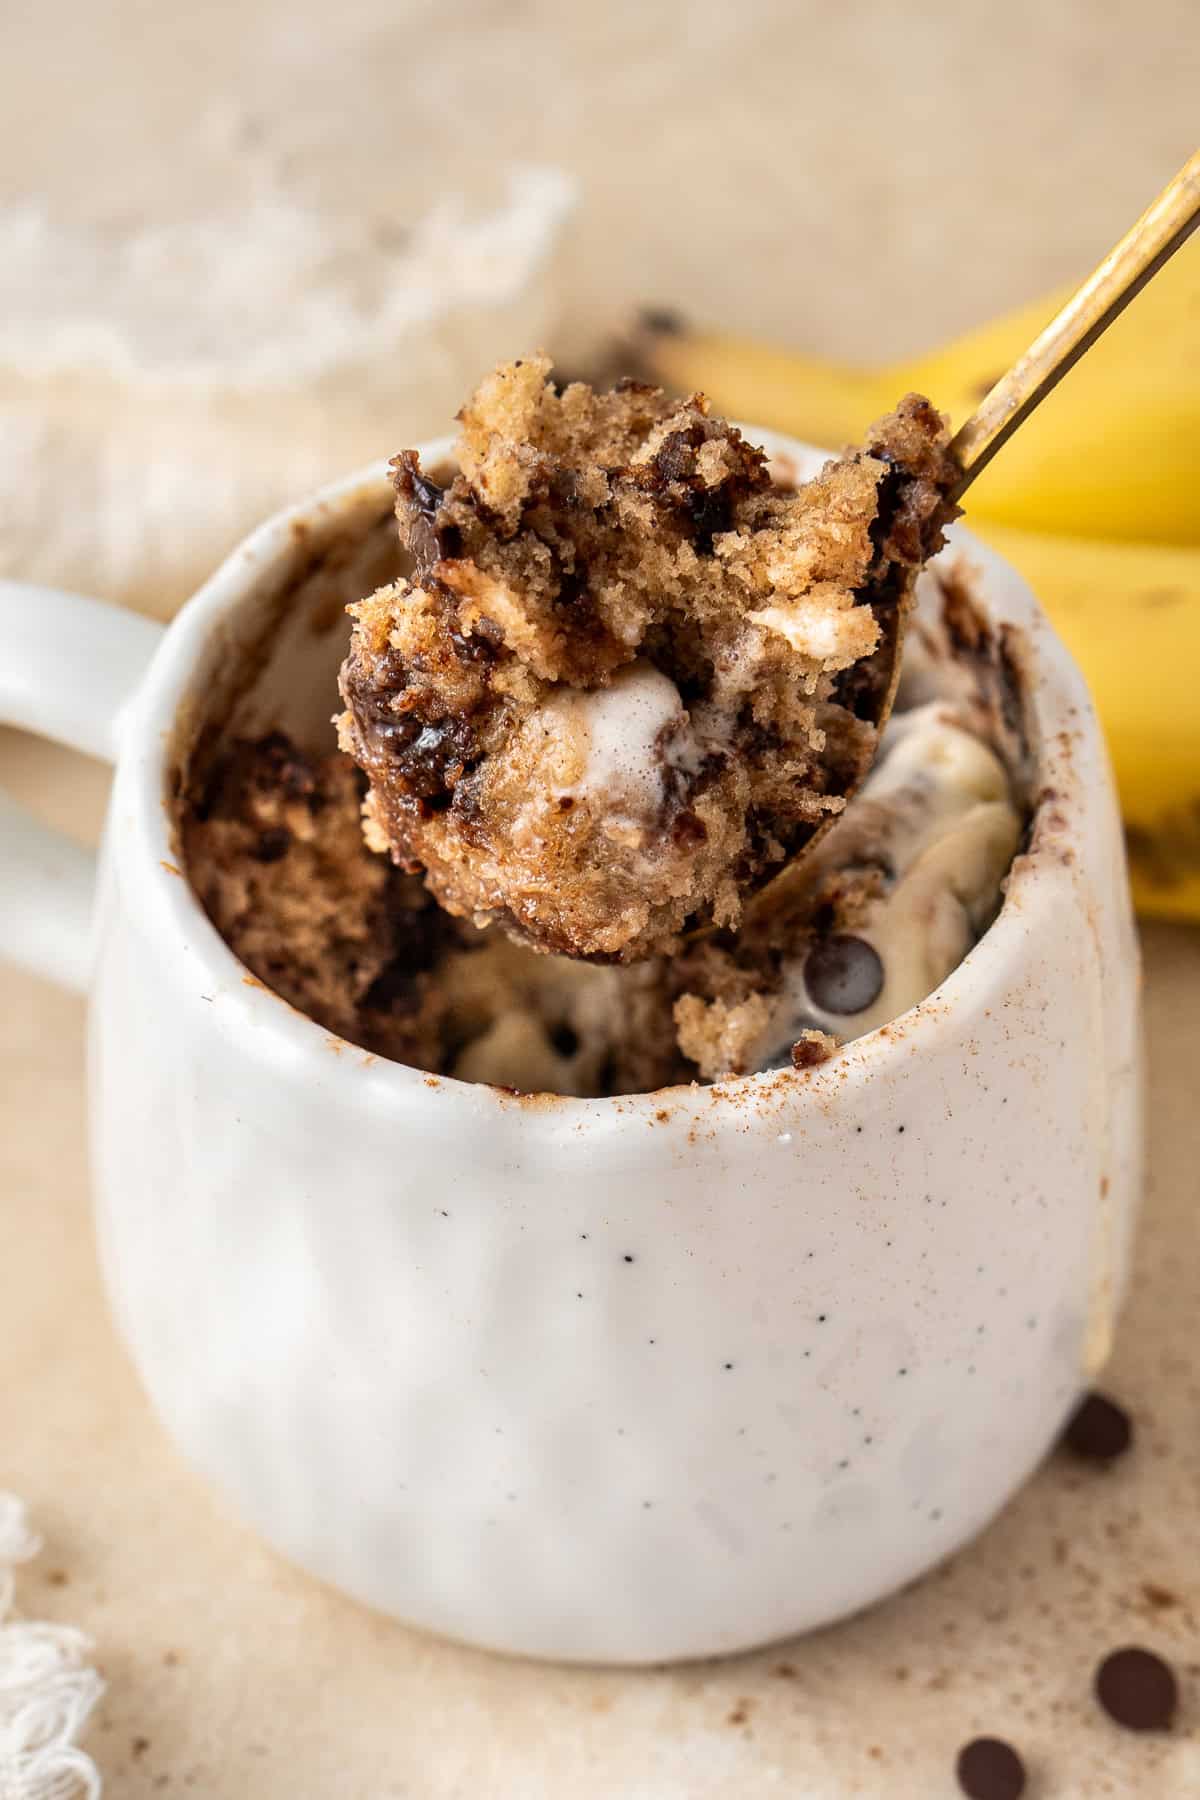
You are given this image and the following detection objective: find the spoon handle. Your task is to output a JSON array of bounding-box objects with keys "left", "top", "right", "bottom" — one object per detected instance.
[{"left": 950, "top": 148, "right": 1200, "bottom": 497}]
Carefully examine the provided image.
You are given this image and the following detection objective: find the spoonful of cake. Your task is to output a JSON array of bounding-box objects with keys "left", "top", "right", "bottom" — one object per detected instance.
[{"left": 338, "top": 360, "right": 955, "bottom": 961}]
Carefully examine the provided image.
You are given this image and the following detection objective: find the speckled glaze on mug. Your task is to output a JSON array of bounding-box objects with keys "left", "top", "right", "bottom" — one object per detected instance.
[{"left": 0, "top": 430, "right": 1141, "bottom": 1664}]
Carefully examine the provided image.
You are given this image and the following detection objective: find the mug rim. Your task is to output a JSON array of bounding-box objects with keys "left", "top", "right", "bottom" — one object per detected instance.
[{"left": 111, "top": 428, "right": 1099, "bottom": 1122}]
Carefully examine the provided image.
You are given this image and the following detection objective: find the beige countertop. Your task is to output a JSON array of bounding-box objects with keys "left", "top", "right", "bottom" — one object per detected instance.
[{"left": 2, "top": 4, "right": 1198, "bottom": 1793}]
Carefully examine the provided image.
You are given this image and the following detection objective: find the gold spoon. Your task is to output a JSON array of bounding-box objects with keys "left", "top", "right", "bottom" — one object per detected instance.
[
  {"left": 724, "top": 146, "right": 1200, "bottom": 938},
  {"left": 949, "top": 145, "right": 1200, "bottom": 497}
]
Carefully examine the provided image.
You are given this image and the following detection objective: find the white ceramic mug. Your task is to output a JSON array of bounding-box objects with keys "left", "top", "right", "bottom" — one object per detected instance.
[{"left": 0, "top": 430, "right": 1142, "bottom": 1665}]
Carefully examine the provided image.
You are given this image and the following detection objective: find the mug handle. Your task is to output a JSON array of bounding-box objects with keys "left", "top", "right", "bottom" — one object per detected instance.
[{"left": 0, "top": 582, "right": 165, "bottom": 994}]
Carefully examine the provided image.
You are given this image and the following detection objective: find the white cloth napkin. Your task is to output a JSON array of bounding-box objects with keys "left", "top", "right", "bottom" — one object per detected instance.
[
  {"left": 0, "top": 136, "right": 574, "bottom": 621},
  {"left": 0, "top": 1496, "right": 102, "bottom": 1800}
]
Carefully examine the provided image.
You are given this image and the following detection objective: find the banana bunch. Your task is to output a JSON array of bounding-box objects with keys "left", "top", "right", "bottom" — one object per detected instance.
[{"left": 636, "top": 248, "right": 1200, "bottom": 921}]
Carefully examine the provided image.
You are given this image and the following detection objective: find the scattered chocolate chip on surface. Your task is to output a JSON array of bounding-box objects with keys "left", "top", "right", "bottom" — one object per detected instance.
[
  {"left": 955, "top": 1736, "right": 1026, "bottom": 1800},
  {"left": 1094, "top": 1646, "right": 1178, "bottom": 1731},
  {"left": 1062, "top": 1390, "right": 1133, "bottom": 1462}
]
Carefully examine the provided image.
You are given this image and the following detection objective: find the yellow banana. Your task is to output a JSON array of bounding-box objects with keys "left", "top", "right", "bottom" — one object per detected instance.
[
  {"left": 635, "top": 240, "right": 1200, "bottom": 544},
  {"left": 973, "top": 523, "right": 1200, "bottom": 923}
]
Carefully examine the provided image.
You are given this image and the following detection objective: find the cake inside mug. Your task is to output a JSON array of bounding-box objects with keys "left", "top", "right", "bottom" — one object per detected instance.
[{"left": 180, "top": 359, "right": 1030, "bottom": 1097}]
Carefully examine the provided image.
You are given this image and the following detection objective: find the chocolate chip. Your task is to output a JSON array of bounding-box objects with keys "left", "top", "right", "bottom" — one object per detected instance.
[
  {"left": 351, "top": 703, "right": 479, "bottom": 805},
  {"left": 448, "top": 625, "right": 497, "bottom": 667},
  {"left": 1062, "top": 1391, "right": 1132, "bottom": 1463},
  {"left": 410, "top": 512, "right": 461, "bottom": 575},
  {"left": 686, "top": 484, "right": 734, "bottom": 554},
  {"left": 278, "top": 758, "right": 319, "bottom": 804},
  {"left": 1095, "top": 1646, "right": 1178, "bottom": 1731},
  {"left": 408, "top": 468, "right": 446, "bottom": 521},
  {"left": 251, "top": 826, "right": 291, "bottom": 863},
  {"left": 639, "top": 306, "right": 686, "bottom": 335},
  {"left": 471, "top": 614, "right": 505, "bottom": 649},
  {"left": 361, "top": 959, "right": 422, "bottom": 1015},
  {"left": 549, "top": 1023, "right": 580, "bottom": 1059},
  {"left": 804, "top": 934, "right": 885, "bottom": 1015},
  {"left": 653, "top": 427, "right": 701, "bottom": 485},
  {"left": 392, "top": 450, "right": 444, "bottom": 519},
  {"left": 955, "top": 1737, "right": 1026, "bottom": 1800},
  {"left": 867, "top": 463, "right": 905, "bottom": 558},
  {"left": 554, "top": 565, "right": 590, "bottom": 611},
  {"left": 392, "top": 452, "right": 463, "bottom": 575},
  {"left": 351, "top": 693, "right": 420, "bottom": 753},
  {"left": 670, "top": 808, "right": 708, "bottom": 847},
  {"left": 247, "top": 735, "right": 317, "bottom": 803}
]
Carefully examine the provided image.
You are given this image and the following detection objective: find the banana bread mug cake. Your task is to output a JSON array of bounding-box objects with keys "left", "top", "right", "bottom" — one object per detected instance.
[
  {"left": 65, "top": 365, "right": 1133, "bottom": 1666},
  {"left": 183, "top": 358, "right": 1028, "bottom": 1093}
]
